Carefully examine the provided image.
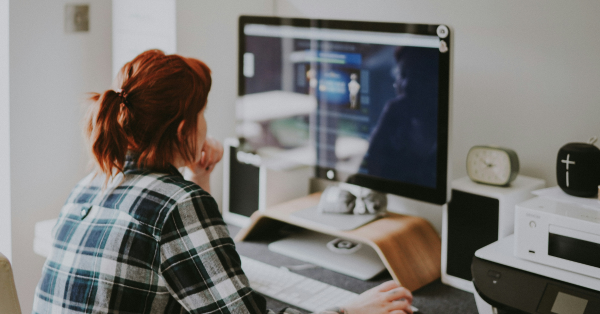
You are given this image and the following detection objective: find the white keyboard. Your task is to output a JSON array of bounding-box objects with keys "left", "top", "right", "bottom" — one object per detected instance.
[{"left": 240, "top": 256, "right": 418, "bottom": 313}]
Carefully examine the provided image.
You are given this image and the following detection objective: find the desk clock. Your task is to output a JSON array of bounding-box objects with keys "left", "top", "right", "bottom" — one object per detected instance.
[{"left": 466, "top": 145, "right": 519, "bottom": 186}]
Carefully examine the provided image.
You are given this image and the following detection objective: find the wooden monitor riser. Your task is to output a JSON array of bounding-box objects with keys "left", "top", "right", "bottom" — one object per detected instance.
[{"left": 235, "top": 192, "right": 441, "bottom": 292}]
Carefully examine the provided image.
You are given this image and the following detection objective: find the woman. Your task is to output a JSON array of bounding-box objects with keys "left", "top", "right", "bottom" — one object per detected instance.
[{"left": 32, "top": 50, "right": 414, "bottom": 314}]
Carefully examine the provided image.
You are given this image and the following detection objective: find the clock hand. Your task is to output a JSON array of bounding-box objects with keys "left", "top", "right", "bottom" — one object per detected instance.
[
  {"left": 478, "top": 158, "right": 491, "bottom": 167},
  {"left": 481, "top": 158, "right": 494, "bottom": 168}
]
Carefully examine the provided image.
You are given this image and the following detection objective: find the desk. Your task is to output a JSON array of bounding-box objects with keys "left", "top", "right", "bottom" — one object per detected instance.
[{"left": 229, "top": 224, "right": 478, "bottom": 313}]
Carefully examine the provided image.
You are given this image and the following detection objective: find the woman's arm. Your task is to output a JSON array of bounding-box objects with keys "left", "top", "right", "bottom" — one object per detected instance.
[
  {"left": 187, "top": 136, "right": 224, "bottom": 193},
  {"left": 159, "top": 191, "right": 269, "bottom": 313}
]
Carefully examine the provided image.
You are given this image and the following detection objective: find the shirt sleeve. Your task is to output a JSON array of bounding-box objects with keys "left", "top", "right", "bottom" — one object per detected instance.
[
  {"left": 158, "top": 190, "right": 268, "bottom": 314},
  {"left": 158, "top": 189, "right": 349, "bottom": 314}
]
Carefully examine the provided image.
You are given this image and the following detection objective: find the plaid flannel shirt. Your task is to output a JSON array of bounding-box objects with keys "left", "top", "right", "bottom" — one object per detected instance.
[{"left": 33, "top": 155, "right": 344, "bottom": 314}]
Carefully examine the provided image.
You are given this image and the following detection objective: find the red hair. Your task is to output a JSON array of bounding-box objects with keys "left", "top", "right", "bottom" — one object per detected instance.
[{"left": 85, "top": 49, "right": 212, "bottom": 177}]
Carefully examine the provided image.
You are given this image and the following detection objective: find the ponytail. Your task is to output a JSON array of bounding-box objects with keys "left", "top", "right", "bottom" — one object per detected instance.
[{"left": 85, "top": 90, "right": 131, "bottom": 179}]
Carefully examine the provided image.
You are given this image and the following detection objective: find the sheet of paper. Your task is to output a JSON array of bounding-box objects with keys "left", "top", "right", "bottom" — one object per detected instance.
[{"left": 532, "top": 186, "right": 600, "bottom": 210}]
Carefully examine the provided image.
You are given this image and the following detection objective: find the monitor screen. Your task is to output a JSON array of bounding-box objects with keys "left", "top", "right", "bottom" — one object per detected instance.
[{"left": 238, "top": 16, "right": 451, "bottom": 205}]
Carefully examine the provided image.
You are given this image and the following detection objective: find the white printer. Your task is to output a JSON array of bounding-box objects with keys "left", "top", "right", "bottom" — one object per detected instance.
[{"left": 473, "top": 235, "right": 600, "bottom": 314}]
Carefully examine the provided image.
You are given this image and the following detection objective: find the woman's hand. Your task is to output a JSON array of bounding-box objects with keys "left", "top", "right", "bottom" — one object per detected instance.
[
  {"left": 343, "top": 281, "right": 413, "bottom": 314},
  {"left": 188, "top": 136, "right": 224, "bottom": 193}
]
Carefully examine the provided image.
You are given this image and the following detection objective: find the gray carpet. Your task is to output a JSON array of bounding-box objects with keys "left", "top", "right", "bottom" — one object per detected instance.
[{"left": 228, "top": 225, "right": 478, "bottom": 314}]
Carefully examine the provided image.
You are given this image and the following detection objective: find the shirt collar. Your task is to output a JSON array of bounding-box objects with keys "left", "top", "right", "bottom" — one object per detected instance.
[{"left": 123, "top": 151, "right": 183, "bottom": 178}]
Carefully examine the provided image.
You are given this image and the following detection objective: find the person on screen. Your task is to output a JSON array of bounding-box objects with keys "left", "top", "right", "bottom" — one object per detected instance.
[
  {"left": 32, "top": 50, "right": 414, "bottom": 314},
  {"left": 363, "top": 47, "right": 439, "bottom": 188},
  {"left": 348, "top": 73, "right": 361, "bottom": 109}
]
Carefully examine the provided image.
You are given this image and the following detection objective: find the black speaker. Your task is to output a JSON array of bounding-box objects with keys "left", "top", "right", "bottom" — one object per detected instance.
[
  {"left": 441, "top": 176, "right": 545, "bottom": 292},
  {"left": 222, "top": 138, "right": 312, "bottom": 227},
  {"left": 446, "top": 189, "right": 499, "bottom": 283},
  {"left": 556, "top": 142, "right": 600, "bottom": 197},
  {"left": 227, "top": 144, "right": 260, "bottom": 220}
]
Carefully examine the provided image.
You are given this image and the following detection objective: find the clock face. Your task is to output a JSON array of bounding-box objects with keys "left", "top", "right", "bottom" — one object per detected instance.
[{"left": 467, "top": 146, "right": 517, "bottom": 186}]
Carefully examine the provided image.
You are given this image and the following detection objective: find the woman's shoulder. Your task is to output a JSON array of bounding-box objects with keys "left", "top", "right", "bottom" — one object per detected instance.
[
  {"left": 68, "top": 168, "right": 208, "bottom": 199},
  {"left": 133, "top": 171, "right": 219, "bottom": 223},
  {"left": 123, "top": 169, "right": 212, "bottom": 210},
  {"left": 65, "top": 169, "right": 215, "bottom": 231}
]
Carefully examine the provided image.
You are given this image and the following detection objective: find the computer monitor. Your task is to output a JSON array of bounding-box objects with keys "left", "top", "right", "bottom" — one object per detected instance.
[{"left": 237, "top": 16, "right": 451, "bottom": 206}]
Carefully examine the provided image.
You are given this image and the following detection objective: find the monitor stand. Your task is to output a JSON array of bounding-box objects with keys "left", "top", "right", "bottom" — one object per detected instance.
[
  {"left": 268, "top": 230, "right": 386, "bottom": 280},
  {"left": 235, "top": 192, "right": 442, "bottom": 291},
  {"left": 290, "top": 206, "right": 382, "bottom": 231}
]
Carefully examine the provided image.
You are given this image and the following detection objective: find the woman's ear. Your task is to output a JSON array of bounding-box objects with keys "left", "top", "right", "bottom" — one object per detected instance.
[
  {"left": 177, "top": 120, "right": 185, "bottom": 141},
  {"left": 176, "top": 120, "right": 199, "bottom": 165},
  {"left": 170, "top": 121, "right": 188, "bottom": 169}
]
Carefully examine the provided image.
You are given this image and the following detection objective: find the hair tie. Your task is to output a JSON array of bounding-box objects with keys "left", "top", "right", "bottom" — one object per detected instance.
[{"left": 115, "top": 89, "right": 131, "bottom": 109}]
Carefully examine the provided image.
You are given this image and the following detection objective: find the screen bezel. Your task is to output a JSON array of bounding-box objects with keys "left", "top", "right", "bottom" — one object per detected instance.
[{"left": 238, "top": 15, "right": 451, "bottom": 205}]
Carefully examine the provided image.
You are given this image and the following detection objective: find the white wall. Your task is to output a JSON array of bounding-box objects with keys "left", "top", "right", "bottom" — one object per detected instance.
[
  {"left": 9, "top": 1, "right": 112, "bottom": 312},
  {"left": 176, "top": 0, "right": 274, "bottom": 207},
  {"left": 0, "top": 0, "right": 10, "bottom": 261}
]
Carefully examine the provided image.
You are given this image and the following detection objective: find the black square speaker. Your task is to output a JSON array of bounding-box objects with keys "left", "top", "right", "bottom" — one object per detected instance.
[
  {"left": 556, "top": 142, "right": 600, "bottom": 197},
  {"left": 446, "top": 190, "right": 499, "bottom": 282},
  {"left": 222, "top": 138, "right": 312, "bottom": 227},
  {"left": 222, "top": 138, "right": 261, "bottom": 227},
  {"left": 228, "top": 145, "right": 260, "bottom": 219}
]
